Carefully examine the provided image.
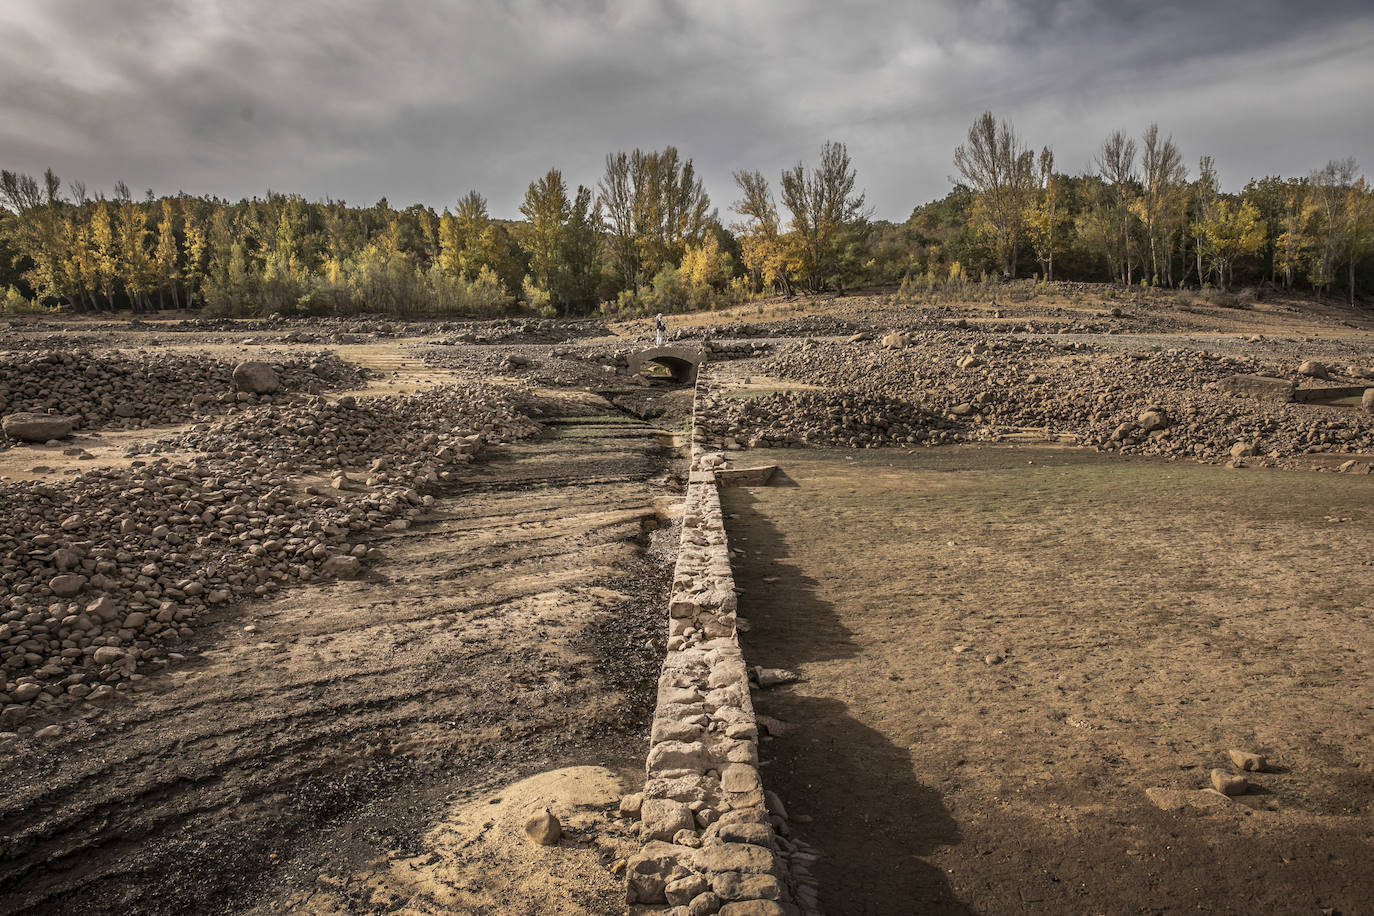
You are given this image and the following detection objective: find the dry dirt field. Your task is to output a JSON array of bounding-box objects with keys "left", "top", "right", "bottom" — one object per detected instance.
[
  {"left": 1, "top": 411, "right": 682, "bottom": 915},
  {"left": 0, "top": 319, "right": 691, "bottom": 915},
  {"left": 2, "top": 283, "right": 1372, "bottom": 915},
  {"left": 723, "top": 445, "right": 1374, "bottom": 915}
]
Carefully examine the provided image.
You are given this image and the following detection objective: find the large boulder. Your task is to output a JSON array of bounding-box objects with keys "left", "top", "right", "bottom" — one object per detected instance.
[
  {"left": 1298, "top": 359, "right": 1330, "bottom": 379},
  {"left": 3, "top": 412, "right": 75, "bottom": 442},
  {"left": 232, "top": 360, "right": 280, "bottom": 394},
  {"left": 1217, "top": 374, "right": 1295, "bottom": 402}
]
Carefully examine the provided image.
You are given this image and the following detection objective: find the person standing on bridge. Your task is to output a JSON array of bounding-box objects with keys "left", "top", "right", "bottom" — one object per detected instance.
[{"left": 655, "top": 312, "right": 666, "bottom": 347}]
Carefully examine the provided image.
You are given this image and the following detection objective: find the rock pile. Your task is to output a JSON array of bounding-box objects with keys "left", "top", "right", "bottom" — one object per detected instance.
[
  {"left": 0, "top": 383, "right": 539, "bottom": 728},
  {"left": 0, "top": 349, "right": 365, "bottom": 445},
  {"left": 702, "top": 389, "right": 959, "bottom": 450},
  {"left": 736, "top": 335, "right": 1374, "bottom": 463}
]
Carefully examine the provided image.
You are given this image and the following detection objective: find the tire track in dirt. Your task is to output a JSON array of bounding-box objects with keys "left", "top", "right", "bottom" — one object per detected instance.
[{"left": 0, "top": 413, "right": 678, "bottom": 916}]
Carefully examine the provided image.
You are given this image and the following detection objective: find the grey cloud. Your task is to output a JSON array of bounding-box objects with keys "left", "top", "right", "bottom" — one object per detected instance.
[{"left": 0, "top": 0, "right": 1371, "bottom": 222}]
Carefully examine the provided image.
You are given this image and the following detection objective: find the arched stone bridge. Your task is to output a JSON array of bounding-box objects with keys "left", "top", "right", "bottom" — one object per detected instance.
[{"left": 626, "top": 345, "right": 705, "bottom": 384}]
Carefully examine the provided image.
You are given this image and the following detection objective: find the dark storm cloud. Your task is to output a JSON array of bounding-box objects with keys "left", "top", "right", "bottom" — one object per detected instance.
[{"left": 1, "top": 0, "right": 1371, "bottom": 221}]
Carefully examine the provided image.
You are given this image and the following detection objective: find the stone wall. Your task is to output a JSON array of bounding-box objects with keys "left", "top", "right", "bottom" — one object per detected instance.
[{"left": 624, "top": 369, "right": 811, "bottom": 916}]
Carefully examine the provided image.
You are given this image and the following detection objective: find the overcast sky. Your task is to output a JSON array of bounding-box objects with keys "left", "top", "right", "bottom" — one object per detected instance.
[{"left": 2, "top": 0, "right": 1371, "bottom": 222}]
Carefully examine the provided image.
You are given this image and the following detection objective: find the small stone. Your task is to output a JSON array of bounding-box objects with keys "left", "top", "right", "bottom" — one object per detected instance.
[
  {"left": 754, "top": 715, "right": 792, "bottom": 737},
  {"left": 1145, "top": 786, "right": 1232, "bottom": 811},
  {"left": 720, "top": 764, "right": 761, "bottom": 794},
  {"left": 34, "top": 724, "right": 63, "bottom": 739},
  {"left": 984, "top": 653, "right": 1004, "bottom": 665},
  {"left": 49, "top": 574, "right": 87, "bottom": 598},
  {"left": 688, "top": 891, "right": 723, "bottom": 916},
  {"left": 1227, "top": 749, "right": 1267, "bottom": 772},
  {"left": 692, "top": 842, "right": 775, "bottom": 875},
  {"left": 753, "top": 667, "right": 800, "bottom": 687},
  {"left": 1298, "top": 359, "right": 1329, "bottom": 379},
  {"left": 619, "top": 792, "right": 644, "bottom": 818},
  {"left": 713, "top": 873, "right": 784, "bottom": 903},
  {"left": 666, "top": 874, "right": 710, "bottom": 906},
  {"left": 92, "top": 647, "right": 125, "bottom": 665},
  {"left": 232, "top": 360, "right": 281, "bottom": 394},
  {"left": 763, "top": 789, "right": 788, "bottom": 820},
  {"left": 1137, "top": 408, "right": 1169, "bottom": 432},
  {"left": 522, "top": 807, "right": 561, "bottom": 845},
  {"left": 717, "top": 901, "right": 786, "bottom": 916},
  {"left": 12, "top": 683, "right": 41, "bottom": 702},
  {"left": 642, "top": 798, "right": 696, "bottom": 842},
  {"left": 672, "top": 828, "right": 703, "bottom": 847},
  {"left": 1210, "top": 769, "right": 1249, "bottom": 796},
  {"left": 320, "top": 554, "right": 362, "bottom": 579}
]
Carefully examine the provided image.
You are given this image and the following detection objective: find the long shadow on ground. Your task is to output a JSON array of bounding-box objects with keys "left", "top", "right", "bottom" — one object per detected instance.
[{"left": 723, "top": 486, "right": 974, "bottom": 916}]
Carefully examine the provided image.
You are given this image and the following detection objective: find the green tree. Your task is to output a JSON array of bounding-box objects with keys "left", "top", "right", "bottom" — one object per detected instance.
[
  {"left": 519, "top": 169, "right": 600, "bottom": 315},
  {"left": 1096, "top": 130, "right": 1139, "bottom": 284},
  {"left": 1024, "top": 148, "right": 1063, "bottom": 280},
  {"left": 598, "top": 147, "right": 710, "bottom": 290},
  {"left": 779, "top": 140, "right": 867, "bottom": 292},
  {"left": 1140, "top": 125, "right": 1186, "bottom": 286},
  {"left": 154, "top": 198, "right": 180, "bottom": 308},
  {"left": 1196, "top": 198, "right": 1265, "bottom": 290},
  {"left": 953, "top": 112, "right": 1036, "bottom": 278},
  {"left": 730, "top": 169, "right": 792, "bottom": 296}
]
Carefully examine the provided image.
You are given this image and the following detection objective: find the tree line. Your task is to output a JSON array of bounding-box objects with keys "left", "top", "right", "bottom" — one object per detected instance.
[
  {"left": 929, "top": 112, "right": 1372, "bottom": 305},
  {"left": 2, "top": 120, "right": 1370, "bottom": 317}
]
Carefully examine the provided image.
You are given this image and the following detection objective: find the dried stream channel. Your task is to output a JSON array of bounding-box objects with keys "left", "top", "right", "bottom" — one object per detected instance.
[{"left": 0, "top": 410, "right": 679, "bottom": 916}]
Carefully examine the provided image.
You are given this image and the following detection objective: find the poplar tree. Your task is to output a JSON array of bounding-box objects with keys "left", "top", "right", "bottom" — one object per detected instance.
[
  {"left": 1196, "top": 199, "right": 1264, "bottom": 290},
  {"left": 1140, "top": 125, "right": 1186, "bottom": 286},
  {"left": 598, "top": 147, "right": 710, "bottom": 289},
  {"left": 519, "top": 169, "right": 599, "bottom": 314},
  {"left": 954, "top": 112, "right": 1035, "bottom": 278},
  {"left": 154, "top": 198, "right": 180, "bottom": 308},
  {"left": 731, "top": 169, "right": 791, "bottom": 296},
  {"left": 780, "top": 141, "right": 867, "bottom": 292},
  {"left": 1096, "top": 130, "right": 1139, "bottom": 284},
  {"left": 1025, "top": 147, "right": 1061, "bottom": 280}
]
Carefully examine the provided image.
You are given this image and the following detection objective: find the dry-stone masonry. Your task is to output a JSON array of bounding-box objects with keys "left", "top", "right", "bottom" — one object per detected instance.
[{"left": 626, "top": 367, "right": 817, "bottom": 916}]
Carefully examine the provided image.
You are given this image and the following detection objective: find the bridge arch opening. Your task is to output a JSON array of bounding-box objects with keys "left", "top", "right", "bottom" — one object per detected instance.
[
  {"left": 626, "top": 346, "right": 703, "bottom": 385},
  {"left": 641, "top": 356, "right": 696, "bottom": 384}
]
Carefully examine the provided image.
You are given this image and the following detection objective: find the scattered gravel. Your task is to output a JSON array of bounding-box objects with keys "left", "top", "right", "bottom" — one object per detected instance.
[{"left": 0, "top": 382, "right": 539, "bottom": 724}]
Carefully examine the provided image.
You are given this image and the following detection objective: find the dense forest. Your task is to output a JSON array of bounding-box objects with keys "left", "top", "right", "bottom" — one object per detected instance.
[{"left": 2, "top": 113, "right": 1371, "bottom": 318}]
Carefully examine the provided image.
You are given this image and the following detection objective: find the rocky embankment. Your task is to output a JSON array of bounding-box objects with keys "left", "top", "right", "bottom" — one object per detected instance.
[
  {"left": 712, "top": 333, "right": 1374, "bottom": 465},
  {"left": 0, "top": 349, "right": 364, "bottom": 444},
  {"left": 0, "top": 383, "right": 538, "bottom": 732}
]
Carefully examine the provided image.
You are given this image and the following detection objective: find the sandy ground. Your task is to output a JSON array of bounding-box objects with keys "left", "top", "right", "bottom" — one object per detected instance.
[
  {"left": 723, "top": 446, "right": 1374, "bottom": 915},
  {"left": 0, "top": 412, "right": 678, "bottom": 916}
]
